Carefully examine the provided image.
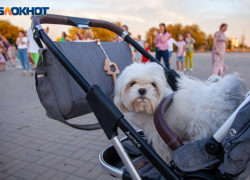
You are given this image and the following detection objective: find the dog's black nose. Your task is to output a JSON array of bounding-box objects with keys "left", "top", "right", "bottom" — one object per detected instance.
[{"left": 138, "top": 88, "right": 147, "bottom": 95}]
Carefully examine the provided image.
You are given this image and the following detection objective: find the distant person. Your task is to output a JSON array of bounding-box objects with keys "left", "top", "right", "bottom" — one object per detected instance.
[
  {"left": 16, "top": 31, "right": 33, "bottom": 76},
  {"left": 116, "top": 25, "right": 134, "bottom": 60},
  {"left": 185, "top": 31, "right": 195, "bottom": 71},
  {"left": 116, "top": 25, "right": 129, "bottom": 42},
  {"left": 0, "top": 40, "right": 6, "bottom": 71},
  {"left": 74, "top": 34, "right": 82, "bottom": 42},
  {"left": 27, "top": 16, "right": 40, "bottom": 67},
  {"left": 212, "top": 23, "right": 228, "bottom": 76},
  {"left": 83, "top": 30, "right": 94, "bottom": 41},
  {"left": 110, "top": 37, "right": 116, "bottom": 42},
  {"left": 0, "top": 34, "right": 10, "bottom": 50},
  {"left": 154, "top": 23, "right": 171, "bottom": 69},
  {"left": 8, "top": 44, "right": 17, "bottom": 66},
  {"left": 167, "top": 34, "right": 177, "bottom": 65},
  {"left": 44, "top": 27, "right": 49, "bottom": 34},
  {"left": 130, "top": 44, "right": 135, "bottom": 62},
  {"left": 78, "top": 29, "right": 94, "bottom": 42},
  {"left": 60, "top": 32, "right": 72, "bottom": 41},
  {"left": 176, "top": 34, "right": 186, "bottom": 74},
  {"left": 135, "top": 35, "right": 144, "bottom": 62},
  {"left": 28, "top": 52, "right": 35, "bottom": 69},
  {"left": 0, "top": 35, "right": 10, "bottom": 62},
  {"left": 142, "top": 42, "right": 150, "bottom": 63}
]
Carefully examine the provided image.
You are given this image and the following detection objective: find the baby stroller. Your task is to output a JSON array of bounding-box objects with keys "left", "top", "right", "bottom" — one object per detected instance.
[{"left": 32, "top": 14, "right": 250, "bottom": 180}]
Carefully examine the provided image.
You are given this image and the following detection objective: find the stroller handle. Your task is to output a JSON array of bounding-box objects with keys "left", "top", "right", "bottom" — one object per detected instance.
[{"left": 32, "top": 14, "right": 124, "bottom": 36}]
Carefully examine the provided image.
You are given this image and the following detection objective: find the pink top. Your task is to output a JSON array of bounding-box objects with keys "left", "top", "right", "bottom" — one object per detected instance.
[
  {"left": 177, "top": 41, "right": 186, "bottom": 57},
  {"left": 154, "top": 32, "right": 170, "bottom": 51},
  {"left": 0, "top": 53, "right": 6, "bottom": 63}
]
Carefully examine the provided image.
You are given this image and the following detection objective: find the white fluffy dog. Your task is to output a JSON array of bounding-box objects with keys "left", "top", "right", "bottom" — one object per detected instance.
[{"left": 114, "top": 62, "right": 246, "bottom": 163}]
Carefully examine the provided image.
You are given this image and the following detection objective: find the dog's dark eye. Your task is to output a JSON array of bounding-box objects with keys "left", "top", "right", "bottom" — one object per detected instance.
[
  {"left": 131, "top": 82, "right": 136, "bottom": 87},
  {"left": 151, "top": 83, "right": 156, "bottom": 88}
]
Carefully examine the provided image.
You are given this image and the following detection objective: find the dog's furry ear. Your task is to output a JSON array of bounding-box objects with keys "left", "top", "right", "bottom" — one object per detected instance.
[{"left": 113, "top": 95, "right": 128, "bottom": 112}]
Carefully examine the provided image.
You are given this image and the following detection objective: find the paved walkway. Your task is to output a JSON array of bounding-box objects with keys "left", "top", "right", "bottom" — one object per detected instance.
[{"left": 0, "top": 52, "right": 249, "bottom": 180}]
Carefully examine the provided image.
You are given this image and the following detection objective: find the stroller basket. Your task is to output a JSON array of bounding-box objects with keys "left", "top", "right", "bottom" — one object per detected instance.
[
  {"left": 99, "top": 130, "right": 145, "bottom": 179},
  {"left": 32, "top": 14, "right": 250, "bottom": 180}
]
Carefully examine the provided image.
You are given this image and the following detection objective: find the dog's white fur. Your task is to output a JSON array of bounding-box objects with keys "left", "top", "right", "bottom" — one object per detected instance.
[{"left": 114, "top": 62, "right": 247, "bottom": 163}]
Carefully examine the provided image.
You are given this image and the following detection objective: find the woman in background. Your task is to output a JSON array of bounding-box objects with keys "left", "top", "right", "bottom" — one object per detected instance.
[
  {"left": 74, "top": 34, "right": 82, "bottom": 42},
  {"left": 185, "top": 31, "right": 195, "bottom": 71},
  {"left": 16, "top": 31, "right": 33, "bottom": 76},
  {"left": 83, "top": 30, "right": 94, "bottom": 41},
  {"left": 154, "top": 23, "right": 171, "bottom": 69},
  {"left": 0, "top": 40, "right": 6, "bottom": 71},
  {"left": 212, "top": 23, "right": 228, "bottom": 76},
  {"left": 8, "top": 44, "right": 17, "bottom": 66},
  {"left": 77, "top": 29, "right": 94, "bottom": 42},
  {"left": 60, "top": 32, "right": 72, "bottom": 41}
]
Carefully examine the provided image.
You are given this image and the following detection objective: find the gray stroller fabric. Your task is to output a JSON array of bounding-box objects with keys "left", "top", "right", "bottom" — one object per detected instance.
[
  {"left": 35, "top": 41, "right": 132, "bottom": 121},
  {"left": 172, "top": 138, "right": 220, "bottom": 172},
  {"left": 219, "top": 101, "right": 250, "bottom": 180},
  {"left": 123, "top": 140, "right": 166, "bottom": 180},
  {"left": 172, "top": 100, "right": 250, "bottom": 179},
  {"left": 123, "top": 139, "right": 144, "bottom": 156}
]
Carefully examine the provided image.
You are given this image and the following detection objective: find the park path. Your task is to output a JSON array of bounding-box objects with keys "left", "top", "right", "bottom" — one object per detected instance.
[{"left": 0, "top": 52, "right": 249, "bottom": 180}]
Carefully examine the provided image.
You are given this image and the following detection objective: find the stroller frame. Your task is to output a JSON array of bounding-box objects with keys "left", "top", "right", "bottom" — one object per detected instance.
[
  {"left": 31, "top": 14, "right": 248, "bottom": 180},
  {"left": 32, "top": 14, "right": 180, "bottom": 180}
]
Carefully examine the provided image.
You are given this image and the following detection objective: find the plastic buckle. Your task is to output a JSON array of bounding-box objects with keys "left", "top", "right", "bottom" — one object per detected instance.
[
  {"left": 77, "top": 24, "right": 90, "bottom": 29},
  {"left": 33, "top": 27, "right": 43, "bottom": 48}
]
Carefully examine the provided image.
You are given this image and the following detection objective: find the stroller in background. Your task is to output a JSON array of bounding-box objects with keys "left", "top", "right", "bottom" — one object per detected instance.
[{"left": 32, "top": 14, "right": 250, "bottom": 180}]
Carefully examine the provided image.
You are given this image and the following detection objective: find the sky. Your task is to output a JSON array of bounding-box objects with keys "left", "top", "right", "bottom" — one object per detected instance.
[{"left": 1, "top": 0, "right": 250, "bottom": 46}]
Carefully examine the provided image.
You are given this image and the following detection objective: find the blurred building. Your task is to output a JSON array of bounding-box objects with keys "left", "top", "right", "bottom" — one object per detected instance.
[{"left": 228, "top": 38, "right": 239, "bottom": 47}]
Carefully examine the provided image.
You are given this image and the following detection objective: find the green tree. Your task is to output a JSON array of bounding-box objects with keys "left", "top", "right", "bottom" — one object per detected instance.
[
  {"left": 68, "top": 22, "right": 122, "bottom": 42},
  {"left": 182, "top": 24, "right": 206, "bottom": 49},
  {"left": 227, "top": 39, "right": 232, "bottom": 50},
  {"left": 145, "top": 27, "right": 157, "bottom": 50},
  {"left": 206, "top": 34, "right": 213, "bottom": 50},
  {"left": 0, "top": 20, "right": 19, "bottom": 45},
  {"left": 166, "top": 23, "right": 184, "bottom": 41},
  {"left": 239, "top": 29, "right": 246, "bottom": 51}
]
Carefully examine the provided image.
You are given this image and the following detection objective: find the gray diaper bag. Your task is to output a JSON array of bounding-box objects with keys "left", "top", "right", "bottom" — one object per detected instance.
[{"left": 35, "top": 41, "right": 132, "bottom": 126}]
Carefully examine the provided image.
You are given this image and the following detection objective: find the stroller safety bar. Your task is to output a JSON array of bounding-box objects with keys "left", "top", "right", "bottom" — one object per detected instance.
[
  {"left": 214, "top": 91, "right": 250, "bottom": 143},
  {"left": 205, "top": 91, "right": 250, "bottom": 155}
]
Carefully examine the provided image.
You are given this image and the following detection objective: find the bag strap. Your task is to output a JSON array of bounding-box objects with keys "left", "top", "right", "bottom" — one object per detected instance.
[
  {"left": 36, "top": 48, "right": 47, "bottom": 75},
  {"left": 36, "top": 49, "right": 101, "bottom": 130}
]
